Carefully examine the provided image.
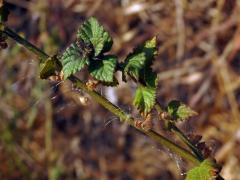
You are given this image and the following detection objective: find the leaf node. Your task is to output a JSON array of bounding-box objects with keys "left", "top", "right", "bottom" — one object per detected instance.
[{"left": 167, "top": 100, "right": 198, "bottom": 121}]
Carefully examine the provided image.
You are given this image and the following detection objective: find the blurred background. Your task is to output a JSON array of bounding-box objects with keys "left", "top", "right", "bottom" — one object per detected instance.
[{"left": 0, "top": 0, "right": 240, "bottom": 179}]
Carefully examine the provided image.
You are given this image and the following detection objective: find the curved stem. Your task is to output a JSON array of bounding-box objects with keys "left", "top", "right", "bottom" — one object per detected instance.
[
  {"left": 3, "top": 26, "right": 201, "bottom": 166},
  {"left": 169, "top": 123, "right": 204, "bottom": 161},
  {"left": 155, "top": 103, "right": 204, "bottom": 161}
]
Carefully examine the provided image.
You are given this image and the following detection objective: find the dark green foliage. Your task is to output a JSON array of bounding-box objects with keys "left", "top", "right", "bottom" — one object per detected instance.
[
  {"left": 60, "top": 18, "right": 116, "bottom": 83},
  {"left": 61, "top": 42, "right": 89, "bottom": 79},
  {"left": 77, "top": 17, "right": 113, "bottom": 56},
  {"left": 89, "top": 55, "right": 117, "bottom": 82},
  {"left": 123, "top": 37, "right": 158, "bottom": 114}
]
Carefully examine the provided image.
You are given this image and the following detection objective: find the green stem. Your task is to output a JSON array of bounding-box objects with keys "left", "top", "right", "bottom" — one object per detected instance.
[
  {"left": 3, "top": 26, "right": 201, "bottom": 166},
  {"left": 169, "top": 123, "right": 204, "bottom": 161},
  {"left": 69, "top": 75, "right": 200, "bottom": 165},
  {"left": 3, "top": 26, "right": 49, "bottom": 60},
  {"left": 155, "top": 103, "right": 204, "bottom": 161}
]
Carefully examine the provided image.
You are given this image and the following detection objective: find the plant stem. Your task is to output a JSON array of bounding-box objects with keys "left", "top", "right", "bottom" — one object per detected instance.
[
  {"left": 69, "top": 75, "right": 200, "bottom": 165},
  {"left": 155, "top": 103, "right": 204, "bottom": 161},
  {"left": 3, "top": 27, "right": 49, "bottom": 60},
  {"left": 3, "top": 26, "right": 201, "bottom": 166},
  {"left": 169, "top": 123, "right": 204, "bottom": 160}
]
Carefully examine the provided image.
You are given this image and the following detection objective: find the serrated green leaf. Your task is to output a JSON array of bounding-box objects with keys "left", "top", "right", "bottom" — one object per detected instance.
[
  {"left": 186, "top": 159, "right": 218, "bottom": 180},
  {"left": 167, "top": 100, "right": 198, "bottom": 121},
  {"left": 124, "top": 52, "right": 145, "bottom": 81},
  {"left": 133, "top": 85, "right": 156, "bottom": 115},
  {"left": 40, "top": 55, "right": 62, "bottom": 79},
  {"left": 124, "top": 37, "right": 158, "bottom": 114},
  {"left": 61, "top": 43, "right": 89, "bottom": 79},
  {"left": 89, "top": 55, "right": 117, "bottom": 82},
  {"left": 77, "top": 17, "right": 113, "bottom": 56},
  {"left": 123, "top": 37, "right": 157, "bottom": 87}
]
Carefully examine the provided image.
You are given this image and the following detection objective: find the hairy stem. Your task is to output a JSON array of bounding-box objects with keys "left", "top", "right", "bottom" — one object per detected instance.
[{"left": 3, "top": 26, "right": 201, "bottom": 165}]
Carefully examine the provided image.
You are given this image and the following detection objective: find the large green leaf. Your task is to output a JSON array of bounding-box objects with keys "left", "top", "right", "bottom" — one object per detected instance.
[
  {"left": 123, "top": 37, "right": 157, "bottom": 85},
  {"left": 61, "top": 43, "right": 89, "bottom": 79},
  {"left": 167, "top": 100, "right": 197, "bottom": 121},
  {"left": 124, "top": 37, "right": 158, "bottom": 114},
  {"left": 89, "top": 55, "right": 117, "bottom": 82},
  {"left": 77, "top": 17, "right": 113, "bottom": 56},
  {"left": 124, "top": 52, "right": 146, "bottom": 81},
  {"left": 186, "top": 159, "right": 219, "bottom": 180},
  {"left": 133, "top": 85, "right": 156, "bottom": 115}
]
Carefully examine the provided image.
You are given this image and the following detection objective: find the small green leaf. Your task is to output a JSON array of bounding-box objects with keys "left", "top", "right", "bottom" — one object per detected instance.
[
  {"left": 77, "top": 17, "right": 113, "bottom": 56},
  {"left": 89, "top": 55, "right": 117, "bottom": 82},
  {"left": 186, "top": 159, "right": 219, "bottom": 180},
  {"left": 61, "top": 43, "right": 89, "bottom": 79},
  {"left": 167, "top": 100, "right": 197, "bottom": 121},
  {"left": 40, "top": 55, "right": 62, "bottom": 79},
  {"left": 123, "top": 37, "right": 157, "bottom": 84},
  {"left": 133, "top": 85, "right": 156, "bottom": 115}
]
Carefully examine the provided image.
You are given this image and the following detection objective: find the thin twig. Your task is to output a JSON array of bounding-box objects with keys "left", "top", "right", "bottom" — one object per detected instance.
[{"left": 155, "top": 103, "right": 204, "bottom": 161}]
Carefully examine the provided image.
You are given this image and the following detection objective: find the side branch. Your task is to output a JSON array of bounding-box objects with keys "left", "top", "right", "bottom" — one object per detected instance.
[{"left": 3, "top": 26, "right": 201, "bottom": 166}]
